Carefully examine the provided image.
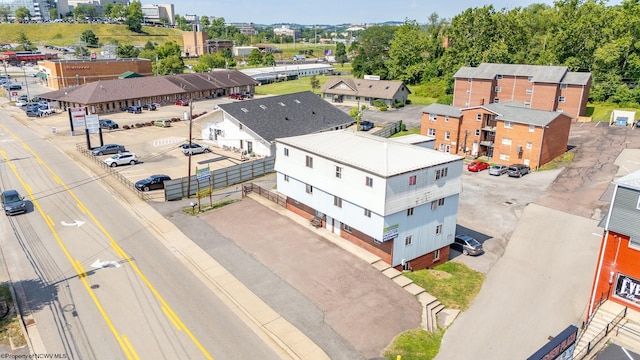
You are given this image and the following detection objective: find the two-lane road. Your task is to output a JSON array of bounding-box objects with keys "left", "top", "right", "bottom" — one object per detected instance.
[{"left": 0, "top": 111, "right": 281, "bottom": 359}]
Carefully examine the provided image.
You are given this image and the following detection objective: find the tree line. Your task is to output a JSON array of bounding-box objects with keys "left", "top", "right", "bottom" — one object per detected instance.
[{"left": 350, "top": 0, "right": 640, "bottom": 105}]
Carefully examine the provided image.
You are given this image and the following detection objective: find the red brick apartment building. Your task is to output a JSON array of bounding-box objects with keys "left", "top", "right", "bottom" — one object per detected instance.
[
  {"left": 453, "top": 63, "right": 591, "bottom": 118},
  {"left": 588, "top": 171, "right": 640, "bottom": 317},
  {"left": 421, "top": 102, "right": 572, "bottom": 169}
]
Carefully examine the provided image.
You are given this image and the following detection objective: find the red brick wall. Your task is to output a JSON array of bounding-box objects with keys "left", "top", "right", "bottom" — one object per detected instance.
[
  {"left": 392, "top": 245, "right": 450, "bottom": 271},
  {"left": 340, "top": 226, "right": 393, "bottom": 265},
  {"left": 420, "top": 112, "right": 463, "bottom": 154},
  {"left": 561, "top": 82, "right": 590, "bottom": 118},
  {"left": 588, "top": 231, "right": 640, "bottom": 317},
  {"left": 538, "top": 115, "right": 572, "bottom": 167},
  {"left": 453, "top": 78, "right": 493, "bottom": 107}
]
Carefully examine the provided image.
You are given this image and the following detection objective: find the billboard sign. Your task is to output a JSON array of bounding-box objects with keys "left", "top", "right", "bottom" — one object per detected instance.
[
  {"left": 70, "top": 107, "right": 87, "bottom": 130},
  {"left": 614, "top": 273, "right": 640, "bottom": 305},
  {"left": 85, "top": 114, "right": 99, "bottom": 134},
  {"left": 527, "top": 325, "right": 578, "bottom": 360},
  {"left": 382, "top": 224, "right": 399, "bottom": 242}
]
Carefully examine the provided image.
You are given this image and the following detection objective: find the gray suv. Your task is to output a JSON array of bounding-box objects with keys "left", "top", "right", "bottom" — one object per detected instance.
[
  {"left": 2, "top": 190, "right": 27, "bottom": 216},
  {"left": 507, "top": 164, "right": 531, "bottom": 178}
]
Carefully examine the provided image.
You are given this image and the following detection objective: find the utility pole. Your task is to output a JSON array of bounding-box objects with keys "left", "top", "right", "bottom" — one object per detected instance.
[{"left": 187, "top": 101, "right": 193, "bottom": 198}]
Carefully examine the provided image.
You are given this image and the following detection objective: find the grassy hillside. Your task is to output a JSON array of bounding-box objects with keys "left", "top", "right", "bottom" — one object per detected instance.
[{"left": 0, "top": 23, "right": 183, "bottom": 48}]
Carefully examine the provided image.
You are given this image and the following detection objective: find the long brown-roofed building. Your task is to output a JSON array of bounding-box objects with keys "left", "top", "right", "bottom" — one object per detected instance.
[
  {"left": 38, "top": 70, "right": 258, "bottom": 114},
  {"left": 38, "top": 58, "right": 154, "bottom": 90}
]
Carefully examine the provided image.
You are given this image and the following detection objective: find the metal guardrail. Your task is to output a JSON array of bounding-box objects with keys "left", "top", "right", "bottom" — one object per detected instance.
[
  {"left": 573, "top": 304, "right": 627, "bottom": 360},
  {"left": 76, "top": 143, "right": 152, "bottom": 201}
]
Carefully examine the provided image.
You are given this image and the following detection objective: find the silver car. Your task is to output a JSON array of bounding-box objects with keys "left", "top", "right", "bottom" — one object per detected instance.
[
  {"left": 182, "top": 143, "right": 210, "bottom": 156},
  {"left": 451, "top": 235, "right": 484, "bottom": 256},
  {"left": 104, "top": 152, "right": 138, "bottom": 167},
  {"left": 488, "top": 164, "right": 509, "bottom": 176}
]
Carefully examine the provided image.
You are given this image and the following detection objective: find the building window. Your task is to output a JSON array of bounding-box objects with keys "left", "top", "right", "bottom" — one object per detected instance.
[
  {"left": 364, "top": 209, "right": 371, "bottom": 217},
  {"left": 407, "top": 207, "right": 414, "bottom": 216},
  {"left": 239, "top": 123, "right": 243, "bottom": 130},
  {"left": 334, "top": 196, "right": 342, "bottom": 208},
  {"left": 445, "top": 116, "right": 449, "bottom": 122},
  {"left": 493, "top": 98, "right": 500, "bottom": 103},
  {"left": 496, "top": 74, "right": 503, "bottom": 80},
  {"left": 560, "top": 83, "right": 567, "bottom": 90},
  {"left": 526, "top": 88, "right": 532, "bottom": 95},
  {"left": 524, "top": 101, "right": 531, "bottom": 107},
  {"left": 365, "top": 176, "right": 373, "bottom": 187},
  {"left": 284, "top": 148, "right": 289, "bottom": 156},
  {"left": 436, "top": 224, "right": 443, "bottom": 235},
  {"left": 431, "top": 198, "right": 445, "bottom": 210},
  {"left": 439, "top": 143, "right": 444, "bottom": 151},
  {"left": 557, "top": 108, "right": 563, "bottom": 113},
  {"left": 429, "top": 113, "right": 437, "bottom": 121},
  {"left": 344, "top": 224, "right": 352, "bottom": 233},
  {"left": 284, "top": 174, "right": 289, "bottom": 182},
  {"left": 499, "top": 153, "right": 510, "bottom": 161},
  {"left": 504, "top": 121, "right": 513, "bottom": 129},
  {"left": 558, "top": 96, "right": 566, "bottom": 103},
  {"left": 528, "top": 76, "right": 534, "bottom": 82},
  {"left": 434, "top": 167, "right": 448, "bottom": 180},
  {"left": 445, "top": 131, "right": 450, "bottom": 140},
  {"left": 476, "top": 114, "right": 482, "bottom": 121},
  {"left": 502, "top": 138, "right": 512, "bottom": 145},
  {"left": 445, "top": 145, "right": 451, "bottom": 153},
  {"left": 438, "top": 198, "right": 445, "bottom": 206},
  {"left": 467, "top": 78, "right": 472, "bottom": 83},
  {"left": 466, "top": 89, "right": 471, "bottom": 95},
  {"left": 495, "top": 86, "right": 501, "bottom": 92},
  {"left": 428, "top": 128, "right": 436, "bottom": 136},
  {"left": 405, "top": 235, "right": 413, "bottom": 246},
  {"left": 637, "top": 196, "right": 640, "bottom": 210},
  {"left": 524, "top": 159, "right": 530, "bottom": 166},
  {"left": 409, "top": 175, "right": 417, "bottom": 185},
  {"left": 433, "top": 249, "right": 441, "bottom": 261},
  {"left": 465, "top": 101, "right": 470, "bottom": 107},
  {"left": 306, "top": 184, "right": 313, "bottom": 194},
  {"left": 475, "top": 129, "right": 480, "bottom": 136},
  {"left": 526, "top": 142, "right": 532, "bottom": 150},
  {"left": 305, "top": 155, "right": 313, "bottom": 168},
  {"left": 336, "top": 166, "right": 342, "bottom": 178}
]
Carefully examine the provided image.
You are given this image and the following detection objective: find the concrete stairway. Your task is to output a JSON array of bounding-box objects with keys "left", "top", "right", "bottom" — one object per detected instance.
[{"left": 575, "top": 301, "right": 627, "bottom": 358}]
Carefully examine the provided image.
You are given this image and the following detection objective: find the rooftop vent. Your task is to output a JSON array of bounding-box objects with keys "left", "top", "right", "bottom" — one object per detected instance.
[
  {"left": 285, "top": 117, "right": 289, "bottom": 120},
  {"left": 279, "top": 102, "right": 286, "bottom": 106},
  {"left": 294, "top": 99, "right": 300, "bottom": 104},
  {"left": 241, "top": 108, "right": 248, "bottom": 113},
  {"left": 260, "top": 105, "right": 267, "bottom": 110}
]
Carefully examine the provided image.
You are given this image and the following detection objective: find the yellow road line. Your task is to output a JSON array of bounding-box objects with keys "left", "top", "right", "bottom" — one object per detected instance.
[
  {"left": 1, "top": 124, "right": 213, "bottom": 360},
  {"left": 161, "top": 305, "right": 183, "bottom": 331}
]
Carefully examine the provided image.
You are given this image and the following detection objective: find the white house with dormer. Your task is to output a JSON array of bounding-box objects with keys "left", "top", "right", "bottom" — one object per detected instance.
[{"left": 274, "top": 130, "right": 464, "bottom": 270}]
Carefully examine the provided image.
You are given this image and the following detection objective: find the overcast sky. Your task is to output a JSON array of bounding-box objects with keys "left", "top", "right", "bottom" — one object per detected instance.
[{"left": 170, "top": 0, "right": 622, "bottom": 25}]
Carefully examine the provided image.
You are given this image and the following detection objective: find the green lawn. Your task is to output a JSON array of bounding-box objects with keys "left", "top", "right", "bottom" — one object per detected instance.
[{"left": 586, "top": 102, "right": 640, "bottom": 122}]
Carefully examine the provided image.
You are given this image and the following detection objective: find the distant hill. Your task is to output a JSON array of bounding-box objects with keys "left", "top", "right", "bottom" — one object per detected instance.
[{"left": 0, "top": 23, "right": 183, "bottom": 48}]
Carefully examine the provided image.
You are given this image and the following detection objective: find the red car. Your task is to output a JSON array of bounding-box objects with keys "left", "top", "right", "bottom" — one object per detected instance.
[
  {"left": 467, "top": 161, "right": 489, "bottom": 172},
  {"left": 175, "top": 99, "right": 189, "bottom": 106}
]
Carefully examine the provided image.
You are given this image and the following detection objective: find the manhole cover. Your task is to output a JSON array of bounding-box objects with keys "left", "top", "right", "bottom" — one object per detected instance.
[{"left": 91, "top": 284, "right": 100, "bottom": 289}]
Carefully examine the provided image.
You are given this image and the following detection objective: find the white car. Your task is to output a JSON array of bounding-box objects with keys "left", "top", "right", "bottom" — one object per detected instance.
[
  {"left": 15, "top": 100, "right": 27, "bottom": 107},
  {"left": 104, "top": 152, "right": 138, "bottom": 167}
]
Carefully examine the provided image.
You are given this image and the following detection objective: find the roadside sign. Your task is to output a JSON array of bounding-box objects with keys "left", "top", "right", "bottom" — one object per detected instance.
[
  {"left": 11, "top": 91, "right": 17, "bottom": 96},
  {"left": 197, "top": 167, "right": 211, "bottom": 182}
]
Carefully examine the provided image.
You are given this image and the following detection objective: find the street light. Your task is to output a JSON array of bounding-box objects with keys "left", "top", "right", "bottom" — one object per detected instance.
[{"left": 21, "top": 62, "right": 30, "bottom": 101}]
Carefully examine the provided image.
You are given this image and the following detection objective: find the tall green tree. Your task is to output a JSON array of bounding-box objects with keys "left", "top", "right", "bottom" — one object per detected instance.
[
  {"left": 117, "top": 44, "right": 139, "bottom": 58},
  {"left": 247, "top": 48, "right": 263, "bottom": 66},
  {"left": 193, "top": 52, "right": 226, "bottom": 72},
  {"left": 0, "top": 6, "right": 11, "bottom": 21},
  {"left": 110, "top": 3, "right": 127, "bottom": 19},
  {"left": 386, "top": 21, "right": 431, "bottom": 84},
  {"left": 310, "top": 75, "right": 320, "bottom": 93},
  {"left": 81, "top": 30, "right": 99, "bottom": 47},
  {"left": 351, "top": 25, "right": 396, "bottom": 79},
  {"left": 14, "top": 7, "right": 30, "bottom": 22},
  {"left": 16, "top": 32, "right": 34, "bottom": 51},
  {"left": 126, "top": 1, "right": 144, "bottom": 33},
  {"left": 263, "top": 52, "right": 276, "bottom": 66},
  {"left": 158, "top": 55, "right": 184, "bottom": 75}
]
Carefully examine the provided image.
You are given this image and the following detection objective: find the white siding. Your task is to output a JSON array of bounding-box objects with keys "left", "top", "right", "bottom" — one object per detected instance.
[{"left": 202, "top": 113, "right": 272, "bottom": 156}]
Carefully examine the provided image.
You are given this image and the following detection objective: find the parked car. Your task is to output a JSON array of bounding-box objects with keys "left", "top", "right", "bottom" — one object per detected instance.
[
  {"left": 228, "top": 93, "right": 245, "bottom": 100},
  {"left": 359, "top": 121, "right": 374, "bottom": 131},
  {"left": 2, "top": 189, "right": 26, "bottom": 216},
  {"left": 154, "top": 119, "right": 171, "bottom": 127},
  {"left": 127, "top": 105, "right": 142, "bottom": 114},
  {"left": 135, "top": 174, "right": 171, "bottom": 192},
  {"left": 181, "top": 143, "right": 210, "bottom": 156},
  {"left": 467, "top": 161, "right": 489, "bottom": 172},
  {"left": 8, "top": 84, "right": 22, "bottom": 90},
  {"left": 38, "top": 108, "right": 55, "bottom": 116},
  {"left": 451, "top": 235, "right": 484, "bottom": 256},
  {"left": 488, "top": 164, "right": 509, "bottom": 176},
  {"left": 25, "top": 110, "right": 39, "bottom": 117},
  {"left": 15, "top": 99, "right": 27, "bottom": 107},
  {"left": 175, "top": 99, "right": 189, "bottom": 106},
  {"left": 99, "top": 119, "right": 119, "bottom": 130},
  {"left": 25, "top": 103, "right": 39, "bottom": 111},
  {"left": 104, "top": 152, "right": 138, "bottom": 167},
  {"left": 507, "top": 164, "right": 531, "bottom": 178},
  {"left": 92, "top": 144, "right": 125, "bottom": 156},
  {"left": 142, "top": 103, "right": 157, "bottom": 111}
]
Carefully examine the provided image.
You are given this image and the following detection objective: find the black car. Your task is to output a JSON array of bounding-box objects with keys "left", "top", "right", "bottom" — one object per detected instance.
[
  {"left": 127, "top": 106, "right": 142, "bottom": 114},
  {"left": 135, "top": 175, "right": 171, "bottom": 191},
  {"left": 91, "top": 144, "right": 125, "bottom": 156},
  {"left": 359, "top": 121, "right": 374, "bottom": 131},
  {"left": 142, "top": 103, "right": 157, "bottom": 111},
  {"left": 2, "top": 189, "right": 26, "bottom": 216},
  {"left": 99, "top": 119, "right": 119, "bottom": 129},
  {"left": 7, "top": 84, "right": 21, "bottom": 90}
]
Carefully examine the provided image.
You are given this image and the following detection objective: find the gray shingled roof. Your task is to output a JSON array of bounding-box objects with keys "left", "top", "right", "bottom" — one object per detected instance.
[
  {"left": 453, "top": 63, "right": 590, "bottom": 85},
  {"left": 217, "top": 91, "right": 355, "bottom": 142},
  {"left": 480, "top": 102, "right": 568, "bottom": 126},
  {"left": 320, "top": 77, "right": 410, "bottom": 99},
  {"left": 422, "top": 103, "right": 463, "bottom": 118},
  {"left": 39, "top": 70, "right": 258, "bottom": 104}
]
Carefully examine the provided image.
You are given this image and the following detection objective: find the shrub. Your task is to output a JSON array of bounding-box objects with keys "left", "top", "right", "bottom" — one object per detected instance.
[
  {"left": 123, "top": 125, "right": 130, "bottom": 129},
  {"left": 145, "top": 122, "right": 152, "bottom": 126},
  {"left": 373, "top": 99, "right": 385, "bottom": 108},
  {"left": 379, "top": 105, "right": 388, "bottom": 111}
]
